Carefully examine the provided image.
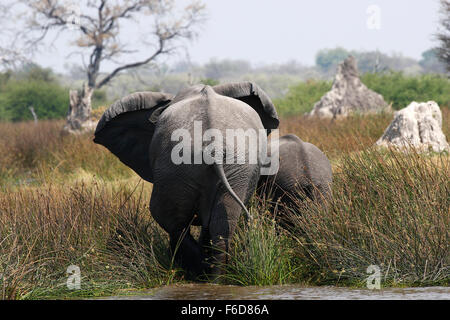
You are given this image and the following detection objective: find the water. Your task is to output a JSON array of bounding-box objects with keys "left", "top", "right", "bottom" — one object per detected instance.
[{"left": 104, "top": 284, "right": 450, "bottom": 300}]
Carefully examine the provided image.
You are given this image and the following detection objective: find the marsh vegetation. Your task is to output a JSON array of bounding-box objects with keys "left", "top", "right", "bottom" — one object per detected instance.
[{"left": 0, "top": 109, "right": 448, "bottom": 299}]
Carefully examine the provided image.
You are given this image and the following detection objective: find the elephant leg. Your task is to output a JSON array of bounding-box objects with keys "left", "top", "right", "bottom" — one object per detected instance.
[
  {"left": 207, "top": 167, "right": 259, "bottom": 278},
  {"left": 169, "top": 229, "right": 207, "bottom": 280},
  {"left": 150, "top": 186, "right": 207, "bottom": 279},
  {"left": 198, "top": 226, "right": 212, "bottom": 265}
]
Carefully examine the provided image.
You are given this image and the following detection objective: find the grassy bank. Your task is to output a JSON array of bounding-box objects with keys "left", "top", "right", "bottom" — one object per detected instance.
[{"left": 0, "top": 110, "right": 449, "bottom": 299}]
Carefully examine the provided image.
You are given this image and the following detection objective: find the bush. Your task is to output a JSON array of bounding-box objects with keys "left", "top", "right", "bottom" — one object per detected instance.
[
  {"left": 92, "top": 89, "right": 109, "bottom": 109},
  {"left": 199, "top": 78, "right": 220, "bottom": 86},
  {"left": 275, "top": 72, "right": 450, "bottom": 116},
  {"left": 0, "top": 94, "right": 10, "bottom": 120},
  {"left": 0, "top": 80, "right": 69, "bottom": 121},
  {"left": 273, "top": 80, "right": 331, "bottom": 116},
  {"left": 362, "top": 72, "right": 450, "bottom": 110}
]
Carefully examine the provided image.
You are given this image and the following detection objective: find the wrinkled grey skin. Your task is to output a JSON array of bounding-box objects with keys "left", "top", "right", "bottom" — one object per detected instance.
[
  {"left": 94, "top": 82, "right": 279, "bottom": 279},
  {"left": 258, "top": 134, "right": 332, "bottom": 214}
]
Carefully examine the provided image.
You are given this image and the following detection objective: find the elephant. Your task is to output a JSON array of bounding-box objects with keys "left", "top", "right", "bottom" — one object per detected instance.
[
  {"left": 258, "top": 134, "right": 332, "bottom": 216},
  {"left": 93, "top": 82, "right": 279, "bottom": 279}
]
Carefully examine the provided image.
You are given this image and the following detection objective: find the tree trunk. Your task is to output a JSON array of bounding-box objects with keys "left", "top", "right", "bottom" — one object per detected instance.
[{"left": 63, "top": 83, "right": 96, "bottom": 134}]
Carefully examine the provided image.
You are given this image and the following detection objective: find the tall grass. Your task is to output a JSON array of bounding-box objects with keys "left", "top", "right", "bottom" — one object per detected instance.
[
  {"left": 0, "top": 109, "right": 449, "bottom": 298},
  {"left": 286, "top": 148, "right": 449, "bottom": 286},
  {"left": 0, "top": 182, "right": 177, "bottom": 299},
  {"left": 0, "top": 120, "right": 133, "bottom": 187},
  {"left": 279, "top": 112, "right": 393, "bottom": 159},
  {"left": 220, "top": 201, "right": 297, "bottom": 286}
]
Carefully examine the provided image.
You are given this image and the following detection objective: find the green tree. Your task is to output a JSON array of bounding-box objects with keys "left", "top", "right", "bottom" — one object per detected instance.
[
  {"left": 1, "top": 80, "right": 69, "bottom": 121},
  {"left": 0, "top": 71, "right": 11, "bottom": 88},
  {"left": 419, "top": 49, "right": 447, "bottom": 73},
  {"left": 315, "top": 48, "right": 350, "bottom": 73},
  {"left": 362, "top": 72, "right": 450, "bottom": 109},
  {"left": 274, "top": 72, "right": 450, "bottom": 116},
  {"left": 16, "top": 63, "right": 55, "bottom": 82}
]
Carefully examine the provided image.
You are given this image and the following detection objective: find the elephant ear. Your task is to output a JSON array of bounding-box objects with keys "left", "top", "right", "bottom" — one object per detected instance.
[
  {"left": 94, "top": 91, "right": 173, "bottom": 182},
  {"left": 213, "top": 82, "right": 279, "bottom": 133}
]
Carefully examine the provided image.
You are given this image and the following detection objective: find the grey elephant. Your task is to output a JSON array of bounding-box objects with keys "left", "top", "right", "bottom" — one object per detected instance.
[
  {"left": 258, "top": 134, "right": 332, "bottom": 214},
  {"left": 94, "top": 82, "right": 279, "bottom": 279}
]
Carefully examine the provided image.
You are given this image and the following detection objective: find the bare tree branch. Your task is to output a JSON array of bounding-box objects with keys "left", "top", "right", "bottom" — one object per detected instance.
[
  {"left": 96, "top": 37, "right": 167, "bottom": 88},
  {"left": 14, "top": 0, "right": 206, "bottom": 88},
  {"left": 4, "top": 0, "right": 205, "bottom": 132},
  {"left": 0, "top": 3, "right": 30, "bottom": 70}
]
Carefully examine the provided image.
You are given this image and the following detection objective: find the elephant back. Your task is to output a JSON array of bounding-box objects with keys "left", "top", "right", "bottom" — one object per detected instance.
[{"left": 213, "top": 82, "right": 279, "bottom": 133}]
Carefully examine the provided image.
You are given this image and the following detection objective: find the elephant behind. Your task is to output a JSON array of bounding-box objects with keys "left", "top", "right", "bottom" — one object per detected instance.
[
  {"left": 258, "top": 134, "right": 333, "bottom": 213},
  {"left": 94, "top": 82, "right": 279, "bottom": 279}
]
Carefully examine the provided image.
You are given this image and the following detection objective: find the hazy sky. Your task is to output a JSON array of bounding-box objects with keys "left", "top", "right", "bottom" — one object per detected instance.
[{"left": 32, "top": 0, "right": 442, "bottom": 72}]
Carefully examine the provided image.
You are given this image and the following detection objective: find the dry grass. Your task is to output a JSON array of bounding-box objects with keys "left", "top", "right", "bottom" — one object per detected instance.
[
  {"left": 0, "top": 120, "right": 133, "bottom": 188},
  {"left": 279, "top": 108, "right": 450, "bottom": 161}
]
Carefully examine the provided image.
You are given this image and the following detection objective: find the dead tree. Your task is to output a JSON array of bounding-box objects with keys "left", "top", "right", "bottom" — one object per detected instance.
[{"left": 15, "top": 0, "right": 206, "bottom": 133}]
